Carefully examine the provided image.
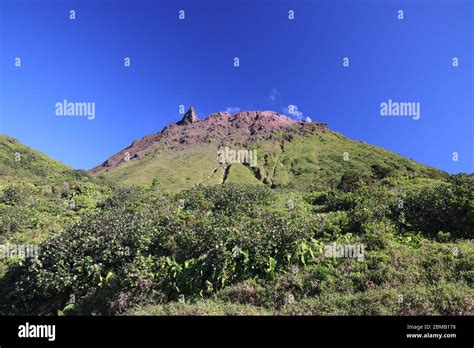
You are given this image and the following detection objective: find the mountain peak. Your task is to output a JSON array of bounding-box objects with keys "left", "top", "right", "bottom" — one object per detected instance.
[
  {"left": 177, "top": 106, "right": 199, "bottom": 125},
  {"left": 91, "top": 108, "right": 331, "bottom": 176}
]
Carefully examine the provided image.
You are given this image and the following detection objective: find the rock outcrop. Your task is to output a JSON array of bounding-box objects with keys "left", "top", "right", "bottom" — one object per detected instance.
[{"left": 176, "top": 106, "right": 199, "bottom": 125}]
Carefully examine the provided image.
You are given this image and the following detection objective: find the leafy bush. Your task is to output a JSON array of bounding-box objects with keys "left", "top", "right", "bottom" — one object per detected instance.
[
  {"left": 400, "top": 181, "right": 474, "bottom": 238},
  {"left": 178, "top": 184, "right": 274, "bottom": 215},
  {"left": 2, "top": 207, "right": 161, "bottom": 315},
  {"left": 0, "top": 205, "right": 30, "bottom": 238},
  {"left": 337, "top": 172, "right": 370, "bottom": 192},
  {"left": 1, "top": 185, "right": 29, "bottom": 206},
  {"left": 371, "top": 164, "right": 393, "bottom": 180}
]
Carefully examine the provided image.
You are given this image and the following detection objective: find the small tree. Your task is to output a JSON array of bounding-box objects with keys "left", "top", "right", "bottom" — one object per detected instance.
[{"left": 337, "top": 172, "right": 369, "bottom": 192}]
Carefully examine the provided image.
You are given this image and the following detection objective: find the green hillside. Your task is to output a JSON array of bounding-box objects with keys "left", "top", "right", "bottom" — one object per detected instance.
[
  {"left": 96, "top": 130, "right": 447, "bottom": 193},
  {"left": 0, "top": 126, "right": 472, "bottom": 317},
  {"left": 0, "top": 134, "right": 111, "bottom": 251},
  {"left": 0, "top": 134, "right": 74, "bottom": 184}
]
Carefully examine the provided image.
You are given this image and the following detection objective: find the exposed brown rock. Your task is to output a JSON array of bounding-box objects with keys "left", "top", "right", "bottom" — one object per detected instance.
[{"left": 176, "top": 106, "right": 199, "bottom": 125}]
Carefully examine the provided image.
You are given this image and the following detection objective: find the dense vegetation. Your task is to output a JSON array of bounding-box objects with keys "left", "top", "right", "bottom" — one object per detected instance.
[
  {"left": 1, "top": 176, "right": 472, "bottom": 315},
  {"left": 0, "top": 133, "right": 472, "bottom": 315}
]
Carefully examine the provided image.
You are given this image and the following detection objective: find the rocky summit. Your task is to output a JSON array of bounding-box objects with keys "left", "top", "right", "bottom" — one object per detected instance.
[{"left": 91, "top": 107, "right": 328, "bottom": 176}]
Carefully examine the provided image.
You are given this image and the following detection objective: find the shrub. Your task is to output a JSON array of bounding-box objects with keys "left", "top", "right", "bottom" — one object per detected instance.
[
  {"left": 401, "top": 182, "right": 474, "bottom": 238},
  {"left": 1, "top": 185, "right": 29, "bottom": 206},
  {"left": 371, "top": 164, "right": 393, "bottom": 180},
  {"left": 178, "top": 184, "right": 274, "bottom": 215},
  {"left": 337, "top": 172, "right": 370, "bottom": 192},
  {"left": 2, "top": 207, "right": 161, "bottom": 315},
  {"left": 0, "top": 205, "right": 30, "bottom": 238}
]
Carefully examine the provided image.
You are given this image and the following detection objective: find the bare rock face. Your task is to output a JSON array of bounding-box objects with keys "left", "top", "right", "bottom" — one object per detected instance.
[
  {"left": 91, "top": 106, "right": 328, "bottom": 175},
  {"left": 176, "top": 106, "right": 199, "bottom": 125}
]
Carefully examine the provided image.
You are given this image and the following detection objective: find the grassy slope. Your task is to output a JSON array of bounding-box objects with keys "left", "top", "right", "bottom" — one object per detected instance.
[
  {"left": 98, "top": 130, "right": 446, "bottom": 193},
  {"left": 0, "top": 134, "right": 73, "bottom": 185},
  {"left": 275, "top": 131, "right": 445, "bottom": 190}
]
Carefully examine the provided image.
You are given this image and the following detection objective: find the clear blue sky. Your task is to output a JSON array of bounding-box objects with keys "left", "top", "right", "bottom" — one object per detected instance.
[{"left": 0, "top": 0, "right": 472, "bottom": 172}]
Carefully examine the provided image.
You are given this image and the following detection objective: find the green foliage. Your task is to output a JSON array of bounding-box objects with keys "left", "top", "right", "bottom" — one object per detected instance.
[
  {"left": 1, "top": 185, "right": 30, "bottom": 206},
  {"left": 0, "top": 133, "right": 470, "bottom": 316},
  {"left": 371, "top": 164, "right": 393, "bottom": 180},
  {"left": 178, "top": 183, "right": 274, "bottom": 215},
  {"left": 337, "top": 171, "right": 370, "bottom": 192},
  {"left": 400, "top": 179, "right": 474, "bottom": 238},
  {"left": 0, "top": 166, "right": 472, "bottom": 317}
]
